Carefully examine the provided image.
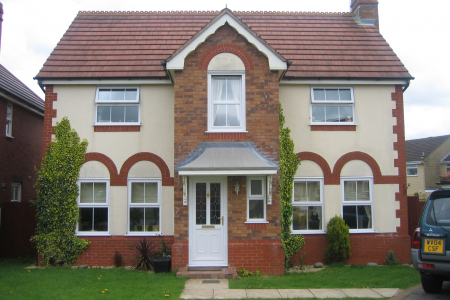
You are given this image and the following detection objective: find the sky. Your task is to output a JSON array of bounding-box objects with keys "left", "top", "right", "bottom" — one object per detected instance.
[{"left": 1, "top": 0, "right": 449, "bottom": 140}]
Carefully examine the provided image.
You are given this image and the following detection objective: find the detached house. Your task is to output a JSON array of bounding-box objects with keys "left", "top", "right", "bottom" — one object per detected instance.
[
  {"left": 406, "top": 134, "right": 450, "bottom": 199},
  {"left": 35, "top": 0, "right": 412, "bottom": 275}
]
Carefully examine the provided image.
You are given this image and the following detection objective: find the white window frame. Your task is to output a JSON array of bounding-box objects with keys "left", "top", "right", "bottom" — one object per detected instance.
[
  {"left": 6, "top": 103, "right": 12, "bottom": 137},
  {"left": 11, "top": 182, "right": 21, "bottom": 202},
  {"left": 94, "top": 87, "right": 140, "bottom": 125},
  {"left": 207, "top": 71, "right": 246, "bottom": 133},
  {"left": 246, "top": 176, "right": 267, "bottom": 223},
  {"left": 447, "top": 164, "right": 450, "bottom": 173},
  {"left": 127, "top": 179, "right": 162, "bottom": 235},
  {"left": 310, "top": 87, "right": 355, "bottom": 125},
  {"left": 76, "top": 179, "right": 110, "bottom": 236},
  {"left": 291, "top": 178, "right": 325, "bottom": 234},
  {"left": 341, "top": 177, "right": 374, "bottom": 233},
  {"left": 407, "top": 164, "right": 418, "bottom": 176}
]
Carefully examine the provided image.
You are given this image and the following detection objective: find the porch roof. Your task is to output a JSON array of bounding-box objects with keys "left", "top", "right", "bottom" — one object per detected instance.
[{"left": 176, "top": 142, "right": 278, "bottom": 175}]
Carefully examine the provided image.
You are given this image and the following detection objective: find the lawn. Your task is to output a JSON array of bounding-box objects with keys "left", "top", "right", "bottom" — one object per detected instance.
[
  {"left": 0, "top": 259, "right": 420, "bottom": 300},
  {"left": 229, "top": 264, "right": 420, "bottom": 290},
  {"left": 0, "top": 258, "right": 187, "bottom": 300}
]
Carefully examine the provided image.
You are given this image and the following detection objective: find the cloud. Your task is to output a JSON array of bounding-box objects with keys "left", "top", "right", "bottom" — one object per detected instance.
[{"left": 405, "top": 105, "right": 450, "bottom": 140}]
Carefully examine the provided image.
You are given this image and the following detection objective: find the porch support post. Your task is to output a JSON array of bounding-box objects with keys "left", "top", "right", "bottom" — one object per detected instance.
[
  {"left": 182, "top": 176, "right": 188, "bottom": 206},
  {"left": 267, "top": 175, "right": 273, "bottom": 205}
]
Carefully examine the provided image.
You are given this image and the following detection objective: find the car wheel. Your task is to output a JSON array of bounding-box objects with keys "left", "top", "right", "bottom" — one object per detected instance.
[{"left": 421, "top": 275, "right": 443, "bottom": 293}]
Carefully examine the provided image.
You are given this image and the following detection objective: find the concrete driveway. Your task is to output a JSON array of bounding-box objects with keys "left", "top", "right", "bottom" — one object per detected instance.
[{"left": 402, "top": 281, "right": 450, "bottom": 299}]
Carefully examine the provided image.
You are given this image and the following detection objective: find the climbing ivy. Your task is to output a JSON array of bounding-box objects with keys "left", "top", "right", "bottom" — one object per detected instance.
[
  {"left": 279, "top": 103, "right": 304, "bottom": 267},
  {"left": 31, "top": 117, "right": 90, "bottom": 266}
]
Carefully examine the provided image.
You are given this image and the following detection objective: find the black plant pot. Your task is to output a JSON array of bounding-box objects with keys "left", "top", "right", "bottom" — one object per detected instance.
[{"left": 153, "top": 257, "right": 171, "bottom": 273}]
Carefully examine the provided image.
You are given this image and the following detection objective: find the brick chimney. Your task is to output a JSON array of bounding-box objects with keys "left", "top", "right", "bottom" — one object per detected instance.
[{"left": 351, "top": 0, "right": 379, "bottom": 29}]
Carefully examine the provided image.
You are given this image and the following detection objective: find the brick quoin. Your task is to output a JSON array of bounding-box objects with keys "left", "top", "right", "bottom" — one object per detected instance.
[
  {"left": 173, "top": 24, "right": 282, "bottom": 275},
  {"left": 294, "top": 85, "right": 410, "bottom": 264},
  {"left": 83, "top": 152, "right": 174, "bottom": 186},
  {"left": 43, "top": 85, "right": 57, "bottom": 154}
]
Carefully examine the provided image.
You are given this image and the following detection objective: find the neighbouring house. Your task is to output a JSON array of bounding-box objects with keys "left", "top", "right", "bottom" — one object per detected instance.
[
  {"left": 34, "top": 0, "right": 412, "bottom": 275},
  {"left": 0, "top": 3, "right": 45, "bottom": 257},
  {"left": 406, "top": 134, "right": 450, "bottom": 200}
]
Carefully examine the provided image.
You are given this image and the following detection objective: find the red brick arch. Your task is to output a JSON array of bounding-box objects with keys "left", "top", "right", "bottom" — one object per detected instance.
[
  {"left": 84, "top": 152, "right": 120, "bottom": 185},
  {"left": 120, "top": 152, "right": 174, "bottom": 186},
  {"left": 83, "top": 152, "right": 174, "bottom": 186},
  {"left": 198, "top": 43, "right": 254, "bottom": 70},
  {"left": 297, "top": 151, "right": 395, "bottom": 185}
]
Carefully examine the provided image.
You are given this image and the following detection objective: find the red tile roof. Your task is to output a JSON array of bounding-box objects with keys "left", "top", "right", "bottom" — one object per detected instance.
[{"left": 35, "top": 10, "right": 412, "bottom": 80}]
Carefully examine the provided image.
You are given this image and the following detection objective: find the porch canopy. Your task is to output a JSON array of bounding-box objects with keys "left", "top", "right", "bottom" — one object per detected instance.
[{"left": 176, "top": 142, "right": 278, "bottom": 175}]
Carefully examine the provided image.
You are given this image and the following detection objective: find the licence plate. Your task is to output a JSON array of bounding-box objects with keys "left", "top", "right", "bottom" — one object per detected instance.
[{"left": 423, "top": 239, "right": 445, "bottom": 254}]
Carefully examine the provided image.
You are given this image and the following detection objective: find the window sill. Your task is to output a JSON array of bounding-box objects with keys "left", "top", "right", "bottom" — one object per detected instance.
[
  {"left": 76, "top": 232, "right": 111, "bottom": 236},
  {"left": 310, "top": 124, "right": 356, "bottom": 131},
  {"left": 5, "top": 135, "right": 13, "bottom": 139},
  {"left": 292, "top": 231, "right": 326, "bottom": 235},
  {"left": 348, "top": 229, "right": 376, "bottom": 234},
  {"left": 126, "top": 232, "right": 161, "bottom": 236},
  {"left": 407, "top": 175, "right": 418, "bottom": 177},
  {"left": 245, "top": 221, "right": 269, "bottom": 224}
]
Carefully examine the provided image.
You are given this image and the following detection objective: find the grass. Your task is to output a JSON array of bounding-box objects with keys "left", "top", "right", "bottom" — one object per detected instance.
[
  {"left": 230, "top": 264, "right": 420, "bottom": 290},
  {"left": 0, "top": 258, "right": 186, "bottom": 300}
]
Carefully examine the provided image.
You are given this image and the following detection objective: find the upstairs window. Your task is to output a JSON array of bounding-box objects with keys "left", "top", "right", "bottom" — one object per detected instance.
[
  {"left": 11, "top": 182, "right": 21, "bottom": 202},
  {"left": 95, "top": 87, "right": 140, "bottom": 125},
  {"left": 311, "top": 87, "right": 355, "bottom": 124},
  {"left": 6, "top": 104, "right": 12, "bottom": 136},
  {"left": 208, "top": 72, "right": 246, "bottom": 132},
  {"left": 407, "top": 164, "right": 418, "bottom": 176}
]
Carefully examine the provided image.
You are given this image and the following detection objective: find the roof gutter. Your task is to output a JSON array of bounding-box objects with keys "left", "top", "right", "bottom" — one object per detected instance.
[
  {"left": 161, "top": 61, "right": 174, "bottom": 83},
  {"left": 403, "top": 79, "right": 410, "bottom": 92},
  {"left": 36, "top": 79, "right": 46, "bottom": 94}
]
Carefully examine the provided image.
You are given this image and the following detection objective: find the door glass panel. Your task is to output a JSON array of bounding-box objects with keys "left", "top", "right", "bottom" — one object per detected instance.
[
  {"left": 210, "top": 183, "right": 221, "bottom": 225},
  {"left": 196, "top": 183, "right": 207, "bottom": 225}
]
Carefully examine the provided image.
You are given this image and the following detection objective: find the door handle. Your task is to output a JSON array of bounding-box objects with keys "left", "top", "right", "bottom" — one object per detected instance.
[{"left": 221, "top": 216, "right": 224, "bottom": 225}]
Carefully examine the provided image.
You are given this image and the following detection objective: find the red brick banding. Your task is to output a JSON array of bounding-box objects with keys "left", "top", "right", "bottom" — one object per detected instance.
[
  {"left": 94, "top": 125, "right": 140, "bottom": 132},
  {"left": 311, "top": 125, "right": 356, "bottom": 131},
  {"left": 208, "top": 132, "right": 246, "bottom": 139},
  {"left": 84, "top": 152, "right": 120, "bottom": 185}
]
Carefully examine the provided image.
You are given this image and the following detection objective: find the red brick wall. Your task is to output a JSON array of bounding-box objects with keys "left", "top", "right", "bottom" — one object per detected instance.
[
  {"left": 172, "top": 24, "right": 283, "bottom": 275},
  {"left": 38, "top": 235, "right": 174, "bottom": 267},
  {"left": 293, "top": 233, "right": 411, "bottom": 265},
  {"left": 0, "top": 98, "right": 43, "bottom": 203}
]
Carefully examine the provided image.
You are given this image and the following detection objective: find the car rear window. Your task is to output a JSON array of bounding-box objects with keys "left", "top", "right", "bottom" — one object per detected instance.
[{"left": 426, "top": 193, "right": 450, "bottom": 226}]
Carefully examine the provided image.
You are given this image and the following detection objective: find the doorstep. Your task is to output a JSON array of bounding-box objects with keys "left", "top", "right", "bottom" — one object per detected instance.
[{"left": 176, "top": 267, "right": 238, "bottom": 279}]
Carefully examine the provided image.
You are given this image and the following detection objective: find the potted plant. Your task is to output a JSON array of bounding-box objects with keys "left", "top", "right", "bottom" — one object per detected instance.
[{"left": 152, "top": 239, "right": 171, "bottom": 273}]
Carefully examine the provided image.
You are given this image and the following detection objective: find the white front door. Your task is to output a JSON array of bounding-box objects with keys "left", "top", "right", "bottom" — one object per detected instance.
[{"left": 189, "top": 177, "right": 228, "bottom": 267}]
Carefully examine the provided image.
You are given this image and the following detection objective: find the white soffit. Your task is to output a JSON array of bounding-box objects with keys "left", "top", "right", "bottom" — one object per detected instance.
[
  {"left": 166, "top": 13, "right": 287, "bottom": 71},
  {"left": 40, "top": 79, "right": 172, "bottom": 85},
  {"left": 280, "top": 79, "right": 408, "bottom": 85}
]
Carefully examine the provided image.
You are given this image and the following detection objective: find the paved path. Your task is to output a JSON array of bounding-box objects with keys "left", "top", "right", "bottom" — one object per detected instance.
[
  {"left": 400, "top": 282, "right": 450, "bottom": 300},
  {"left": 180, "top": 279, "right": 401, "bottom": 299}
]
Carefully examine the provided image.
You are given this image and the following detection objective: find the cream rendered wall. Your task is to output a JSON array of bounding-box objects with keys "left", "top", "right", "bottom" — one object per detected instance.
[
  {"left": 53, "top": 84, "right": 175, "bottom": 235},
  {"left": 282, "top": 84, "right": 400, "bottom": 233}
]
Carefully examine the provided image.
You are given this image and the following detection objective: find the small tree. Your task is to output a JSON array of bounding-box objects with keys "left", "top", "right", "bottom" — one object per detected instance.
[
  {"left": 324, "top": 216, "right": 351, "bottom": 264},
  {"left": 31, "top": 117, "right": 89, "bottom": 266},
  {"left": 279, "top": 103, "right": 304, "bottom": 267}
]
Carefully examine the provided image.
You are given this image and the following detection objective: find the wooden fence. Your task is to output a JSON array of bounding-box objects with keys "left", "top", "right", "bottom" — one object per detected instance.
[
  {"left": 407, "top": 195, "right": 426, "bottom": 246},
  {"left": 0, "top": 202, "right": 37, "bottom": 258}
]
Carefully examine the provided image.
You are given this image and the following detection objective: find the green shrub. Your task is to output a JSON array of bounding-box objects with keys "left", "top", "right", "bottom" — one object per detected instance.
[
  {"left": 238, "top": 268, "right": 261, "bottom": 277},
  {"left": 324, "top": 216, "right": 351, "bottom": 264},
  {"left": 279, "top": 103, "right": 304, "bottom": 267},
  {"left": 385, "top": 250, "right": 399, "bottom": 265},
  {"left": 31, "top": 117, "right": 89, "bottom": 266}
]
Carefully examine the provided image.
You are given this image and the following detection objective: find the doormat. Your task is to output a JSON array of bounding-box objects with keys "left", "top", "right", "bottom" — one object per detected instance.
[{"left": 187, "top": 267, "right": 223, "bottom": 271}]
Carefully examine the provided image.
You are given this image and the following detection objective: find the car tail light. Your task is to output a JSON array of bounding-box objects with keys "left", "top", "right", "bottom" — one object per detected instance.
[{"left": 412, "top": 227, "right": 421, "bottom": 249}]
